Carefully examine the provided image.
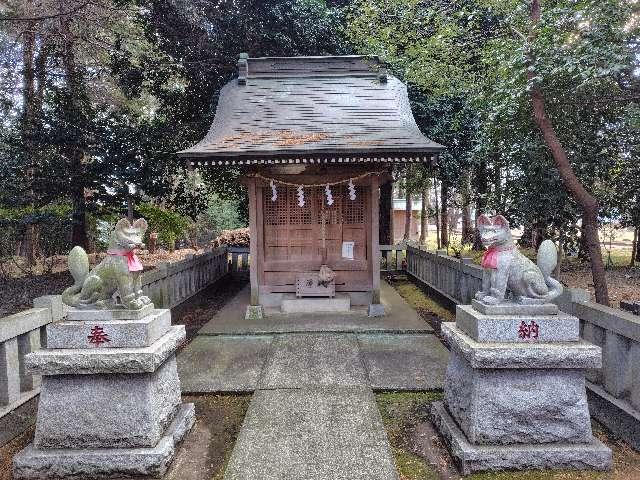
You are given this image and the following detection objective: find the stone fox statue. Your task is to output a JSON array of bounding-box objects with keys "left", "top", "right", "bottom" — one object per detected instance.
[
  {"left": 474, "top": 214, "right": 563, "bottom": 305},
  {"left": 62, "top": 218, "right": 152, "bottom": 310}
]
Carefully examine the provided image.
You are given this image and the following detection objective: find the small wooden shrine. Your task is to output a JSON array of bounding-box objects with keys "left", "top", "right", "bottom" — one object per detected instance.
[{"left": 179, "top": 55, "right": 443, "bottom": 317}]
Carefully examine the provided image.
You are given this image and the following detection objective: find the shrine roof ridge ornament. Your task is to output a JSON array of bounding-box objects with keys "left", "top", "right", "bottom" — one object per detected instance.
[{"left": 178, "top": 54, "right": 445, "bottom": 166}]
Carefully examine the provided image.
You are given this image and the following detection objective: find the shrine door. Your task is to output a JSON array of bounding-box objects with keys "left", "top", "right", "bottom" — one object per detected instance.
[{"left": 261, "top": 185, "right": 371, "bottom": 292}]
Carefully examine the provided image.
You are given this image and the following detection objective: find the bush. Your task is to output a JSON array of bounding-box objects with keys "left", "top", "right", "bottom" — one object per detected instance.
[
  {"left": 136, "top": 203, "right": 191, "bottom": 252},
  {"left": 185, "top": 193, "right": 247, "bottom": 248}
]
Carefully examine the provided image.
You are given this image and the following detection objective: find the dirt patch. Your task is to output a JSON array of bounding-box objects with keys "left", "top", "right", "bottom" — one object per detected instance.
[
  {"left": 560, "top": 261, "right": 640, "bottom": 308},
  {"left": 0, "top": 394, "right": 250, "bottom": 480},
  {"left": 0, "top": 427, "right": 32, "bottom": 480},
  {"left": 163, "top": 394, "right": 250, "bottom": 480},
  {"left": 377, "top": 392, "right": 640, "bottom": 480}
]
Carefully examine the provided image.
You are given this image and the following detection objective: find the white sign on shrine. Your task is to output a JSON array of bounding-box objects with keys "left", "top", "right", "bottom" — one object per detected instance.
[{"left": 341, "top": 241, "right": 355, "bottom": 260}]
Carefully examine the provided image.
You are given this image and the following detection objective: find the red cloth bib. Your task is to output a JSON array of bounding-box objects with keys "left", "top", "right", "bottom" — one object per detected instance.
[
  {"left": 107, "top": 248, "right": 143, "bottom": 272},
  {"left": 481, "top": 246, "right": 513, "bottom": 269}
]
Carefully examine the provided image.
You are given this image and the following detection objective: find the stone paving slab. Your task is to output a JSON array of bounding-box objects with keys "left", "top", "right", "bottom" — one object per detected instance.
[
  {"left": 177, "top": 335, "right": 272, "bottom": 392},
  {"left": 223, "top": 388, "right": 399, "bottom": 480},
  {"left": 259, "top": 334, "right": 367, "bottom": 389},
  {"left": 357, "top": 334, "right": 449, "bottom": 390},
  {"left": 199, "top": 281, "right": 432, "bottom": 335}
]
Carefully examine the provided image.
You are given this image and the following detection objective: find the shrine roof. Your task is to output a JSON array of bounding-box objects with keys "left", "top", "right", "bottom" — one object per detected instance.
[{"left": 178, "top": 55, "right": 444, "bottom": 166}]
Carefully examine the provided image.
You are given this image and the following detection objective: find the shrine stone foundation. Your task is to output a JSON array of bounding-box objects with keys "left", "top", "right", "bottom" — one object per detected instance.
[
  {"left": 431, "top": 300, "right": 613, "bottom": 474},
  {"left": 13, "top": 306, "right": 194, "bottom": 479}
]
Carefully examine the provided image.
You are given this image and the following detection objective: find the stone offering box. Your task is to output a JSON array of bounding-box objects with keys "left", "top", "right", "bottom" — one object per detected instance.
[
  {"left": 13, "top": 306, "right": 194, "bottom": 479},
  {"left": 295, "top": 273, "right": 336, "bottom": 298},
  {"left": 431, "top": 300, "right": 612, "bottom": 474}
]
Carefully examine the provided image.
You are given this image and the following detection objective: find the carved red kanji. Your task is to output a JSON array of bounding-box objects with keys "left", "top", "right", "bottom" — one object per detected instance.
[
  {"left": 518, "top": 320, "right": 539, "bottom": 340},
  {"left": 87, "top": 326, "right": 110, "bottom": 346}
]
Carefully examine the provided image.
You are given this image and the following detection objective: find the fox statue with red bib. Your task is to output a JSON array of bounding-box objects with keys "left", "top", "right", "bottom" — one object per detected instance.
[
  {"left": 62, "top": 218, "right": 152, "bottom": 310},
  {"left": 475, "top": 214, "right": 563, "bottom": 305}
]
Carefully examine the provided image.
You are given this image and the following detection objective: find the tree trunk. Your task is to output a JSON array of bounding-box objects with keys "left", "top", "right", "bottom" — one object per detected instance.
[
  {"left": 127, "top": 195, "right": 134, "bottom": 223},
  {"left": 419, "top": 188, "right": 429, "bottom": 245},
  {"left": 527, "top": 0, "right": 609, "bottom": 305},
  {"left": 462, "top": 203, "right": 472, "bottom": 244},
  {"left": 554, "top": 237, "right": 563, "bottom": 278},
  {"left": 60, "top": 15, "right": 89, "bottom": 250},
  {"left": 21, "top": 14, "right": 38, "bottom": 265},
  {"left": 631, "top": 225, "right": 638, "bottom": 267},
  {"left": 403, "top": 186, "right": 412, "bottom": 242},
  {"left": 379, "top": 180, "right": 393, "bottom": 245},
  {"left": 440, "top": 181, "right": 449, "bottom": 248},
  {"left": 434, "top": 178, "right": 441, "bottom": 249},
  {"left": 472, "top": 161, "right": 488, "bottom": 250}
]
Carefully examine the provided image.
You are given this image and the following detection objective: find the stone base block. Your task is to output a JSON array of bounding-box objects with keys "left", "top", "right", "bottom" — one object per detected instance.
[
  {"left": 26, "top": 326, "right": 185, "bottom": 375},
  {"left": 34, "top": 356, "right": 181, "bottom": 449},
  {"left": 457, "top": 305, "right": 579, "bottom": 343},
  {"left": 442, "top": 323, "right": 601, "bottom": 369},
  {"left": 471, "top": 299, "right": 558, "bottom": 316},
  {"left": 367, "top": 303, "right": 386, "bottom": 317},
  {"left": 46, "top": 309, "right": 171, "bottom": 349},
  {"left": 245, "top": 305, "right": 264, "bottom": 320},
  {"left": 281, "top": 295, "right": 350, "bottom": 314},
  {"left": 444, "top": 350, "right": 593, "bottom": 445},
  {"left": 431, "top": 402, "right": 612, "bottom": 475},
  {"left": 13, "top": 403, "right": 195, "bottom": 480},
  {"left": 66, "top": 303, "right": 155, "bottom": 321}
]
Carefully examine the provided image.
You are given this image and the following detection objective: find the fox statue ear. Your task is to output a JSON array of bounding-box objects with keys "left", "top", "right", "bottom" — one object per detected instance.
[
  {"left": 477, "top": 214, "right": 492, "bottom": 228},
  {"left": 115, "top": 218, "right": 131, "bottom": 232},
  {"left": 132, "top": 218, "right": 148, "bottom": 233},
  {"left": 492, "top": 215, "right": 510, "bottom": 229}
]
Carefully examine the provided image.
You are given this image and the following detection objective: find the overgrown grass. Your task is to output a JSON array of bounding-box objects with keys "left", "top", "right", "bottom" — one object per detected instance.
[
  {"left": 376, "top": 392, "right": 443, "bottom": 480},
  {"left": 377, "top": 392, "right": 640, "bottom": 480},
  {"left": 392, "top": 278, "right": 455, "bottom": 322}
]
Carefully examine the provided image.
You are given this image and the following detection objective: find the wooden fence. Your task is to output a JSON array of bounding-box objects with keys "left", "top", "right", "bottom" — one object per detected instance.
[
  {"left": 404, "top": 242, "right": 640, "bottom": 450},
  {"left": 226, "top": 244, "right": 408, "bottom": 275}
]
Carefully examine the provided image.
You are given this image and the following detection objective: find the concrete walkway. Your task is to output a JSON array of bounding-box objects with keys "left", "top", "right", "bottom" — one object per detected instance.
[{"left": 177, "top": 281, "right": 449, "bottom": 479}]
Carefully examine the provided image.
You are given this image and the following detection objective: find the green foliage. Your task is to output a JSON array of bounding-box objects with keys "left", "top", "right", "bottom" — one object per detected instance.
[
  {"left": 0, "top": 0, "right": 351, "bottom": 243},
  {"left": 348, "top": 0, "right": 640, "bottom": 254},
  {"left": 136, "top": 203, "right": 191, "bottom": 250},
  {"left": 186, "top": 193, "right": 248, "bottom": 248},
  {"left": 0, "top": 205, "right": 74, "bottom": 275}
]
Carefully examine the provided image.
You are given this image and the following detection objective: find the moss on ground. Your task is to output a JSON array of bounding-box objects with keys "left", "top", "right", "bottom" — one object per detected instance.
[
  {"left": 377, "top": 392, "right": 640, "bottom": 480},
  {"left": 392, "top": 278, "right": 455, "bottom": 323},
  {"left": 376, "top": 392, "right": 443, "bottom": 480},
  {"left": 0, "top": 394, "right": 251, "bottom": 480},
  {"left": 467, "top": 420, "right": 640, "bottom": 480}
]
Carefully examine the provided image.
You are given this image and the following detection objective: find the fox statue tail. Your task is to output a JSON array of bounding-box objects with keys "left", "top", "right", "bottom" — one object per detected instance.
[
  {"left": 536, "top": 240, "right": 563, "bottom": 302},
  {"left": 61, "top": 246, "right": 90, "bottom": 307}
]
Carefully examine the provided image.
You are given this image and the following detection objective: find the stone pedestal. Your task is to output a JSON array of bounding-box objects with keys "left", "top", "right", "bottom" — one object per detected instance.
[
  {"left": 431, "top": 302, "right": 612, "bottom": 474},
  {"left": 13, "top": 307, "right": 195, "bottom": 479}
]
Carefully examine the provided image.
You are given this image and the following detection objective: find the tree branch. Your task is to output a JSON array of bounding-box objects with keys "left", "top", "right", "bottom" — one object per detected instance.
[{"left": 0, "top": 1, "right": 90, "bottom": 22}]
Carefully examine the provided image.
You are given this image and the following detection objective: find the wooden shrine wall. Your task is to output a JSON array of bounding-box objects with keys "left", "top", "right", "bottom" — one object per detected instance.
[{"left": 259, "top": 184, "right": 372, "bottom": 292}]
